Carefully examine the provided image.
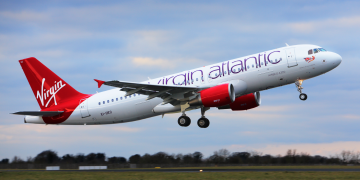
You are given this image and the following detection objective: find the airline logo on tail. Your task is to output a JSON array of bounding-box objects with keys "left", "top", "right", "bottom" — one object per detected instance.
[{"left": 36, "top": 78, "right": 66, "bottom": 108}]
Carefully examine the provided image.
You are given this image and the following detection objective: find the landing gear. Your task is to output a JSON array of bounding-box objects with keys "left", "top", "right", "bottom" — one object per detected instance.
[
  {"left": 177, "top": 107, "right": 210, "bottom": 128},
  {"left": 178, "top": 115, "right": 191, "bottom": 127},
  {"left": 295, "top": 80, "right": 308, "bottom": 101},
  {"left": 299, "top": 93, "right": 307, "bottom": 101},
  {"left": 197, "top": 118, "right": 210, "bottom": 128},
  {"left": 197, "top": 107, "right": 210, "bottom": 128}
]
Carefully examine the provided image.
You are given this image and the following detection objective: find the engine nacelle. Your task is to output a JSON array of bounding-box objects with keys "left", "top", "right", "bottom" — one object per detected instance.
[
  {"left": 218, "top": 92, "right": 261, "bottom": 111},
  {"left": 189, "top": 83, "right": 235, "bottom": 107}
]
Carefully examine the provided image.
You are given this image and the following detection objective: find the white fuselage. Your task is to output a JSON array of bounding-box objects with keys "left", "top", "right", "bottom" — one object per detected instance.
[{"left": 26, "top": 44, "right": 342, "bottom": 125}]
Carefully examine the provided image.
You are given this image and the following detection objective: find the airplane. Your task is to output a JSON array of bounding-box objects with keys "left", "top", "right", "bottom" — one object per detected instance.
[{"left": 12, "top": 44, "right": 342, "bottom": 128}]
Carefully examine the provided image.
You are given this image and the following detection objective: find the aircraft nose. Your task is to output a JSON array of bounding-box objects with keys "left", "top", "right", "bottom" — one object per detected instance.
[
  {"left": 328, "top": 52, "right": 342, "bottom": 68},
  {"left": 333, "top": 52, "right": 342, "bottom": 66}
]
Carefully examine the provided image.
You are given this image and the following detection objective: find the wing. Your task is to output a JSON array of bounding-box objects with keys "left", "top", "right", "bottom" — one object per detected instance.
[
  {"left": 12, "top": 111, "right": 64, "bottom": 117},
  {"left": 94, "top": 79, "right": 200, "bottom": 105}
]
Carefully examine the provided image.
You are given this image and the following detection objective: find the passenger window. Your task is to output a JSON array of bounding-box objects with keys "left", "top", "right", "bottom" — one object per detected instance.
[
  {"left": 225, "top": 71, "right": 227, "bottom": 74},
  {"left": 112, "top": 99, "right": 114, "bottom": 102},
  {"left": 120, "top": 97, "right": 123, "bottom": 100},
  {"left": 107, "top": 100, "right": 109, "bottom": 103},
  {"left": 125, "top": 96, "right": 127, "bottom": 99},
  {"left": 103, "top": 101, "right": 105, "bottom": 104},
  {"left": 134, "top": 94, "right": 136, "bottom": 97},
  {"left": 314, "top": 49, "right": 319, "bottom": 53},
  {"left": 261, "top": 62, "right": 263, "bottom": 65},
  {"left": 98, "top": 102, "right": 101, "bottom": 105},
  {"left": 247, "top": 66, "right": 249, "bottom": 69},
  {"left": 308, "top": 49, "right": 313, "bottom": 55},
  {"left": 238, "top": 68, "right": 240, "bottom": 72},
  {"left": 116, "top": 98, "right": 118, "bottom": 101},
  {"left": 252, "top": 65, "right": 254, "bottom": 68}
]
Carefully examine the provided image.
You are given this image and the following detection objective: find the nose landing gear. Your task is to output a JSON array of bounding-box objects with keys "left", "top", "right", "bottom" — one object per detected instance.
[
  {"left": 295, "top": 80, "right": 307, "bottom": 101},
  {"left": 299, "top": 93, "right": 307, "bottom": 101}
]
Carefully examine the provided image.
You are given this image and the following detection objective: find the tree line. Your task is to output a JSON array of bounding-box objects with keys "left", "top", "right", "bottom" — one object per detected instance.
[{"left": 1, "top": 149, "right": 360, "bottom": 165}]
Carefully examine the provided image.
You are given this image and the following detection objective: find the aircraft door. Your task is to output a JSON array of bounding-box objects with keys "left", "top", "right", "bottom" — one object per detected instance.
[
  {"left": 285, "top": 48, "right": 298, "bottom": 67},
  {"left": 79, "top": 99, "right": 91, "bottom": 118}
]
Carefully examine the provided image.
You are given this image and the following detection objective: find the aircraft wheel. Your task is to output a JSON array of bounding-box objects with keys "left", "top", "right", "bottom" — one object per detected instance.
[
  {"left": 178, "top": 116, "right": 191, "bottom": 127},
  {"left": 299, "top": 93, "right": 307, "bottom": 101},
  {"left": 197, "top": 118, "right": 210, "bottom": 128}
]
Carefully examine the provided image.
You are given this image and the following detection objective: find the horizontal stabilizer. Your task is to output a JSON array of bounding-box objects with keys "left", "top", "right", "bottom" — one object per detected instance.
[{"left": 12, "top": 111, "right": 64, "bottom": 117}]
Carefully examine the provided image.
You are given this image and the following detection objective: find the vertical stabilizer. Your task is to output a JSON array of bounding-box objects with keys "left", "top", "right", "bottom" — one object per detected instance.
[{"left": 19, "top": 57, "right": 84, "bottom": 110}]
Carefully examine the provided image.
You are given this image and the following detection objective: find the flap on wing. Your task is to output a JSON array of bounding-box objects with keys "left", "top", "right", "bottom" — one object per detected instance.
[
  {"left": 95, "top": 80, "right": 198, "bottom": 95},
  {"left": 98, "top": 80, "right": 196, "bottom": 90},
  {"left": 94, "top": 79, "right": 200, "bottom": 105},
  {"left": 12, "top": 111, "right": 64, "bottom": 117}
]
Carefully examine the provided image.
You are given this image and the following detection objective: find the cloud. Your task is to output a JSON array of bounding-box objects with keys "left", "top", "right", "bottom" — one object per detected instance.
[
  {"left": 0, "top": 10, "right": 50, "bottom": 22},
  {"left": 111, "top": 126, "right": 142, "bottom": 132},
  {"left": 132, "top": 57, "right": 175, "bottom": 69},
  {"left": 206, "top": 105, "right": 297, "bottom": 120},
  {"left": 340, "top": 114, "right": 360, "bottom": 120},
  {"left": 288, "top": 16, "right": 360, "bottom": 34},
  {"left": 0, "top": 124, "right": 143, "bottom": 144}
]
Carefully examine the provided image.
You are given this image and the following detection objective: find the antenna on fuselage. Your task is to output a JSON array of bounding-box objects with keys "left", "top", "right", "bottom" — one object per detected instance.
[{"left": 285, "top": 43, "right": 289, "bottom": 47}]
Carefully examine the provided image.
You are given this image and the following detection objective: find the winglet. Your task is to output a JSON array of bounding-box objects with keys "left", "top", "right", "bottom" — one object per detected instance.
[{"left": 94, "top": 79, "right": 105, "bottom": 88}]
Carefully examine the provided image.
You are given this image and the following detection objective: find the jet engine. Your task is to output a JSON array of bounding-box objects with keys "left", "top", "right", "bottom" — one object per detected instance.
[
  {"left": 189, "top": 83, "right": 235, "bottom": 107},
  {"left": 218, "top": 92, "right": 261, "bottom": 111}
]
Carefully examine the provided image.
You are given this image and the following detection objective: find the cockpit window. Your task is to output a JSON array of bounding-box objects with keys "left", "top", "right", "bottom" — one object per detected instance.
[{"left": 309, "top": 48, "right": 326, "bottom": 55}]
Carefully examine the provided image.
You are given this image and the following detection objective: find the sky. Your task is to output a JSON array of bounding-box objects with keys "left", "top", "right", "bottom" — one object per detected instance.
[{"left": 1, "top": 0, "right": 360, "bottom": 160}]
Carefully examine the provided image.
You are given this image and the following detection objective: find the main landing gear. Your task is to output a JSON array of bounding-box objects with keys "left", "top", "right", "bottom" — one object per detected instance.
[
  {"left": 197, "top": 117, "right": 209, "bottom": 128},
  {"left": 198, "top": 107, "right": 210, "bottom": 128},
  {"left": 178, "top": 114, "right": 191, "bottom": 127},
  {"left": 295, "top": 80, "right": 307, "bottom": 101},
  {"left": 178, "top": 107, "right": 210, "bottom": 128}
]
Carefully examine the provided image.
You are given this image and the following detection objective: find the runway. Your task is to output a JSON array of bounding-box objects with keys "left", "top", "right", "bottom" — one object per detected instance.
[{"left": 3, "top": 168, "right": 360, "bottom": 172}]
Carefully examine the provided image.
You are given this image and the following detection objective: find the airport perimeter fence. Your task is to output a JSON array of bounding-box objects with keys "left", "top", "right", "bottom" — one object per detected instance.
[{"left": 0, "top": 163, "right": 353, "bottom": 169}]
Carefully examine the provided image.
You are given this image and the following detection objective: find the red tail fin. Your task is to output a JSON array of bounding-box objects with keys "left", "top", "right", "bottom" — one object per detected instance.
[{"left": 19, "top": 57, "right": 84, "bottom": 110}]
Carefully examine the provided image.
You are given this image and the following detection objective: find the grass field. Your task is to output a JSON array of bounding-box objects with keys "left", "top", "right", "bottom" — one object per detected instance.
[
  {"left": 1, "top": 171, "right": 360, "bottom": 180},
  {"left": 163, "top": 165, "right": 360, "bottom": 169},
  {"left": 1, "top": 166, "right": 360, "bottom": 180}
]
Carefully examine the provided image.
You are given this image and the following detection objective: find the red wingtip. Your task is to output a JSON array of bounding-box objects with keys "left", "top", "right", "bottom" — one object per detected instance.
[{"left": 94, "top": 79, "right": 105, "bottom": 88}]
